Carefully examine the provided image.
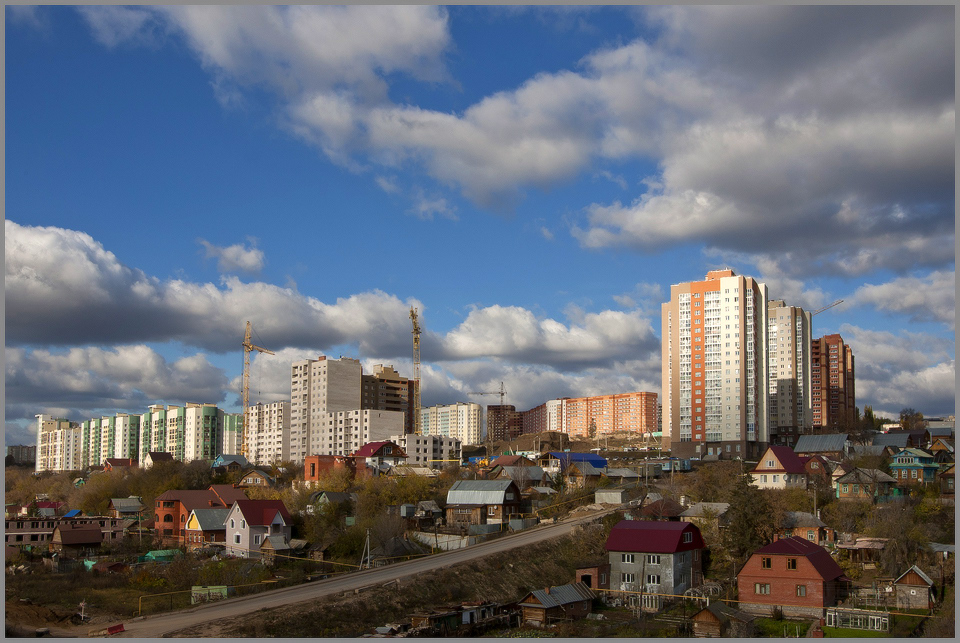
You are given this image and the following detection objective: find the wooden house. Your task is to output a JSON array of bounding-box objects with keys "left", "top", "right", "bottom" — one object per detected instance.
[
  {"left": 692, "top": 601, "right": 756, "bottom": 638},
  {"left": 894, "top": 566, "right": 935, "bottom": 610},
  {"left": 445, "top": 479, "right": 522, "bottom": 528},
  {"left": 518, "top": 582, "right": 595, "bottom": 626}
]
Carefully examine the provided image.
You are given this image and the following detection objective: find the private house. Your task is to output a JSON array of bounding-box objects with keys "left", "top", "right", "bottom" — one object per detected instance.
[
  {"left": 26, "top": 500, "right": 65, "bottom": 518},
  {"left": 211, "top": 454, "right": 249, "bottom": 477},
  {"left": 144, "top": 451, "right": 175, "bottom": 469},
  {"left": 5, "top": 516, "right": 127, "bottom": 551},
  {"left": 605, "top": 520, "right": 705, "bottom": 608},
  {"left": 774, "top": 512, "right": 836, "bottom": 546},
  {"left": 737, "top": 536, "right": 850, "bottom": 618},
  {"left": 888, "top": 448, "right": 939, "bottom": 486},
  {"left": 595, "top": 489, "right": 628, "bottom": 505},
  {"left": 835, "top": 537, "right": 888, "bottom": 568},
  {"left": 445, "top": 479, "right": 522, "bottom": 528},
  {"left": 692, "top": 602, "right": 756, "bottom": 638},
  {"left": 224, "top": 499, "right": 293, "bottom": 559},
  {"left": 794, "top": 434, "right": 849, "bottom": 461},
  {"left": 872, "top": 432, "right": 911, "bottom": 451},
  {"left": 750, "top": 446, "right": 808, "bottom": 490},
  {"left": 564, "top": 461, "right": 605, "bottom": 488},
  {"left": 893, "top": 566, "right": 935, "bottom": 610},
  {"left": 929, "top": 439, "right": 954, "bottom": 465},
  {"left": 835, "top": 469, "right": 898, "bottom": 502},
  {"left": 108, "top": 496, "right": 144, "bottom": 520},
  {"left": 539, "top": 451, "right": 607, "bottom": 476},
  {"left": 154, "top": 485, "right": 248, "bottom": 545},
  {"left": 939, "top": 464, "right": 955, "bottom": 498},
  {"left": 518, "top": 582, "right": 596, "bottom": 626},
  {"left": 489, "top": 464, "right": 550, "bottom": 487},
  {"left": 604, "top": 467, "right": 642, "bottom": 486},
  {"left": 103, "top": 458, "right": 137, "bottom": 472},
  {"left": 237, "top": 469, "right": 276, "bottom": 488},
  {"left": 51, "top": 523, "right": 103, "bottom": 556},
  {"left": 259, "top": 535, "right": 292, "bottom": 566},
  {"left": 522, "top": 486, "right": 557, "bottom": 512},
  {"left": 302, "top": 454, "right": 354, "bottom": 485},
  {"left": 641, "top": 498, "right": 685, "bottom": 521},
  {"left": 183, "top": 507, "right": 231, "bottom": 550},
  {"left": 679, "top": 502, "right": 730, "bottom": 532},
  {"left": 801, "top": 455, "right": 834, "bottom": 487},
  {"left": 351, "top": 441, "right": 408, "bottom": 478}
]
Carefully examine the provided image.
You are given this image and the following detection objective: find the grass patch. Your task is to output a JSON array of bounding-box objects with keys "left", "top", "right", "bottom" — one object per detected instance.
[
  {"left": 754, "top": 617, "right": 811, "bottom": 638},
  {"left": 822, "top": 625, "right": 887, "bottom": 637}
]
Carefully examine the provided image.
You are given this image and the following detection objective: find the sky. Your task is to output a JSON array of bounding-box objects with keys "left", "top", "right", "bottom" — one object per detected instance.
[{"left": 4, "top": 5, "right": 956, "bottom": 446}]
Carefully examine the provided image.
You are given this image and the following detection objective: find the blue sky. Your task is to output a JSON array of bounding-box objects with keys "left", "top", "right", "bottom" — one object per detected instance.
[{"left": 5, "top": 5, "right": 955, "bottom": 446}]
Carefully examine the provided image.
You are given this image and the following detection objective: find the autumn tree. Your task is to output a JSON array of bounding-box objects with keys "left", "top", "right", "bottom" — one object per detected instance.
[{"left": 899, "top": 408, "right": 928, "bottom": 432}]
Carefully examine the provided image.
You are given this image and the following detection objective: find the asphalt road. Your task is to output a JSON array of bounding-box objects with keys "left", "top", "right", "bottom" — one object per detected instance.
[{"left": 115, "top": 507, "right": 618, "bottom": 638}]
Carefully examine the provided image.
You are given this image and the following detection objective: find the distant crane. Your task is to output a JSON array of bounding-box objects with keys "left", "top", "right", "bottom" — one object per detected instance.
[
  {"left": 409, "top": 307, "right": 422, "bottom": 435},
  {"left": 241, "top": 321, "right": 274, "bottom": 459},
  {"left": 811, "top": 299, "right": 843, "bottom": 316}
]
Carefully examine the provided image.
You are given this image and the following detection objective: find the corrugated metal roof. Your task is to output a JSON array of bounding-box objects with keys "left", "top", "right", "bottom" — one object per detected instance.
[
  {"left": 447, "top": 479, "right": 516, "bottom": 505},
  {"left": 781, "top": 511, "right": 826, "bottom": 529},
  {"left": 605, "top": 467, "right": 640, "bottom": 478},
  {"left": 755, "top": 536, "right": 844, "bottom": 581},
  {"left": 873, "top": 433, "right": 909, "bottom": 448},
  {"left": 895, "top": 565, "right": 934, "bottom": 587},
  {"left": 110, "top": 497, "right": 144, "bottom": 511},
  {"left": 548, "top": 452, "right": 607, "bottom": 469},
  {"left": 680, "top": 502, "right": 730, "bottom": 518},
  {"left": 794, "top": 434, "right": 848, "bottom": 454},
  {"left": 520, "top": 582, "right": 595, "bottom": 609},
  {"left": 836, "top": 468, "right": 896, "bottom": 484},
  {"left": 605, "top": 520, "right": 705, "bottom": 553},
  {"left": 190, "top": 507, "right": 231, "bottom": 531},
  {"left": 568, "top": 461, "right": 603, "bottom": 476}
]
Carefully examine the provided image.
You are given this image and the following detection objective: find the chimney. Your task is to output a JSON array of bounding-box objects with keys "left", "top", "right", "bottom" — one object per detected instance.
[{"left": 544, "top": 587, "right": 550, "bottom": 594}]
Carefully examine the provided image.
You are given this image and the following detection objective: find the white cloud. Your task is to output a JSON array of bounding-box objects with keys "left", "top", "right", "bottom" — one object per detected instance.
[
  {"left": 410, "top": 190, "right": 458, "bottom": 220},
  {"left": 77, "top": 6, "right": 162, "bottom": 48},
  {"left": 198, "top": 238, "right": 266, "bottom": 274},
  {"left": 851, "top": 270, "right": 955, "bottom": 328},
  {"left": 375, "top": 175, "right": 400, "bottom": 194},
  {"left": 540, "top": 227, "right": 555, "bottom": 241}
]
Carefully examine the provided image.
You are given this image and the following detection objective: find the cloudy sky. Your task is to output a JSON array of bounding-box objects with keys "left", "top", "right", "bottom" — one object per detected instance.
[{"left": 5, "top": 5, "right": 955, "bottom": 446}]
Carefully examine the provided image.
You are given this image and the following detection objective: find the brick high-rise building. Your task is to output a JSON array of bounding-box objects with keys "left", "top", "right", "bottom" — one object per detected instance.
[
  {"left": 361, "top": 364, "right": 416, "bottom": 433},
  {"left": 561, "top": 392, "right": 658, "bottom": 438},
  {"left": 662, "top": 269, "right": 768, "bottom": 459},
  {"left": 811, "top": 334, "right": 855, "bottom": 430},
  {"left": 520, "top": 399, "right": 565, "bottom": 436},
  {"left": 487, "top": 405, "right": 523, "bottom": 442},
  {"left": 766, "top": 300, "right": 813, "bottom": 446}
]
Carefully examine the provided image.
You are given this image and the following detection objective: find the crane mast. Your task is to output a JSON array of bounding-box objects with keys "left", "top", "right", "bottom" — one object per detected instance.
[
  {"left": 469, "top": 382, "right": 508, "bottom": 441},
  {"left": 409, "top": 307, "right": 422, "bottom": 435},
  {"left": 811, "top": 299, "right": 843, "bottom": 316},
  {"left": 241, "top": 321, "right": 274, "bottom": 459}
]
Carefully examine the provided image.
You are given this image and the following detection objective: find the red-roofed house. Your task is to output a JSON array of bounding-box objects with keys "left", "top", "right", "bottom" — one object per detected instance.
[
  {"left": 350, "top": 441, "right": 407, "bottom": 478},
  {"left": 103, "top": 458, "right": 137, "bottom": 472},
  {"left": 224, "top": 499, "right": 292, "bottom": 559},
  {"left": 737, "top": 536, "right": 851, "bottom": 618},
  {"left": 154, "top": 485, "right": 248, "bottom": 545},
  {"left": 605, "top": 520, "right": 705, "bottom": 608},
  {"left": 750, "top": 446, "right": 809, "bottom": 490}
]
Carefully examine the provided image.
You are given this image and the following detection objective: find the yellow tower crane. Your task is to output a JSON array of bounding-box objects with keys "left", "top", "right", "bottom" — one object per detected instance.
[
  {"left": 409, "top": 307, "right": 422, "bottom": 435},
  {"left": 241, "top": 321, "right": 274, "bottom": 459}
]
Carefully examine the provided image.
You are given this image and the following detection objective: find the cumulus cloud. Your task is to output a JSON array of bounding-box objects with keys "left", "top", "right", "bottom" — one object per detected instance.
[
  {"left": 77, "top": 5, "right": 163, "bottom": 48},
  {"left": 850, "top": 270, "right": 955, "bottom": 328},
  {"left": 410, "top": 190, "right": 458, "bottom": 220},
  {"left": 839, "top": 324, "right": 955, "bottom": 418},
  {"left": 4, "top": 345, "right": 229, "bottom": 424},
  {"left": 198, "top": 238, "right": 266, "bottom": 274}
]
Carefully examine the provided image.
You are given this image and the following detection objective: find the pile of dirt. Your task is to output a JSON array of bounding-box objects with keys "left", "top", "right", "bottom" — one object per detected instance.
[{"left": 4, "top": 599, "right": 81, "bottom": 637}]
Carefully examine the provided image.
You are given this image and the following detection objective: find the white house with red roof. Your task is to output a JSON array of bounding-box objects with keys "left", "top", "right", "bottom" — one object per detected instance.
[
  {"left": 604, "top": 520, "right": 705, "bottom": 606},
  {"left": 350, "top": 441, "right": 408, "bottom": 477},
  {"left": 750, "top": 446, "right": 809, "bottom": 490},
  {"left": 223, "top": 499, "right": 292, "bottom": 559}
]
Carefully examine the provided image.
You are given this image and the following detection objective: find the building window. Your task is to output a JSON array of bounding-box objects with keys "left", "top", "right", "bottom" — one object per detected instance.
[
  {"left": 683, "top": 532, "right": 693, "bottom": 543},
  {"left": 787, "top": 558, "right": 797, "bottom": 570},
  {"left": 796, "top": 585, "right": 807, "bottom": 597},
  {"left": 488, "top": 506, "right": 496, "bottom": 516},
  {"left": 622, "top": 573, "right": 635, "bottom": 584},
  {"left": 646, "top": 574, "right": 661, "bottom": 585},
  {"left": 755, "top": 583, "right": 771, "bottom": 595},
  {"left": 234, "top": 534, "right": 241, "bottom": 544},
  {"left": 761, "top": 557, "right": 771, "bottom": 569},
  {"left": 254, "top": 534, "right": 261, "bottom": 545},
  {"left": 230, "top": 519, "right": 235, "bottom": 528},
  {"left": 646, "top": 554, "right": 660, "bottom": 565}
]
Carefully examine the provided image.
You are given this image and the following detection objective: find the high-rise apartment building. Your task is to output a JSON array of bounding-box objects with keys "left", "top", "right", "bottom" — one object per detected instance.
[
  {"left": 662, "top": 269, "right": 768, "bottom": 459},
  {"left": 390, "top": 433, "right": 462, "bottom": 469},
  {"left": 136, "top": 403, "right": 225, "bottom": 464},
  {"left": 6, "top": 445, "right": 37, "bottom": 465},
  {"left": 487, "top": 405, "right": 523, "bottom": 442},
  {"left": 35, "top": 415, "right": 82, "bottom": 473},
  {"left": 766, "top": 300, "right": 813, "bottom": 446},
  {"left": 811, "top": 334, "right": 856, "bottom": 429},
  {"left": 290, "top": 356, "right": 363, "bottom": 462},
  {"left": 561, "top": 392, "right": 658, "bottom": 438},
  {"left": 310, "top": 409, "right": 404, "bottom": 456},
  {"left": 420, "top": 402, "right": 483, "bottom": 445},
  {"left": 361, "top": 364, "right": 416, "bottom": 433},
  {"left": 244, "top": 401, "right": 292, "bottom": 466},
  {"left": 222, "top": 413, "right": 242, "bottom": 456}
]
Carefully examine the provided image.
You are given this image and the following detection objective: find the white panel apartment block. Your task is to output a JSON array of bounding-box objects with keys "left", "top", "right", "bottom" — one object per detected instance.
[
  {"left": 391, "top": 433, "right": 462, "bottom": 469},
  {"left": 290, "top": 356, "right": 363, "bottom": 463},
  {"left": 311, "top": 409, "right": 403, "bottom": 456},
  {"left": 245, "top": 401, "right": 291, "bottom": 466},
  {"left": 420, "top": 403, "right": 483, "bottom": 445}
]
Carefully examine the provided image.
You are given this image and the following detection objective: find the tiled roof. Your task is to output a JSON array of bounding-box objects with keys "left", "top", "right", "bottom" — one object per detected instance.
[
  {"left": 209, "top": 485, "right": 248, "bottom": 506},
  {"left": 147, "top": 452, "right": 174, "bottom": 461},
  {"left": 233, "top": 499, "right": 292, "bottom": 526},
  {"left": 605, "top": 520, "right": 704, "bottom": 553},
  {"left": 836, "top": 468, "right": 896, "bottom": 484},
  {"left": 794, "top": 434, "right": 848, "bottom": 454},
  {"left": 155, "top": 489, "right": 227, "bottom": 512},
  {"left": 520, "top": 582, "right": 595, "bottom": 609},
  {"left": 754, "top": 536, "right": 844, "bottom": 581},
  {"left": 352, "top": 441, "right": 404, "bottom": 458}
]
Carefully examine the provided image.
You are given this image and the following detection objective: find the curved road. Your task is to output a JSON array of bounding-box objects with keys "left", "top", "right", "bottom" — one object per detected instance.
[{"left": 117, "top": 507, "right": 617, "bottom": 637}]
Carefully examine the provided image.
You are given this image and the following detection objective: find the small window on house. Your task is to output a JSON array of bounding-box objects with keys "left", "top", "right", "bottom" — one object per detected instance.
[
  {"left": 755, "top": 583, "right": 771, "bottom": 595},
  {"left": 796, "top": 585, "right": 807, "bottom": 597},
  {"left": 622, "top": 554, "right": 635, "bottom": 564},
  {"left": 234, "top": 534, "right": 241, "bottom": 544},
  {"left": 766, "top": 460, "right": 775, "bottom": 467},
  {"left": 241, "top": 520, "right": 246, "bottom": 528},
  {"left": 761, "top": 557, "right": 771, "bottom": 569},
  {"left": 683, "top": 532, "right": 693, "bottom": 543},
  {"left": 646, "top": 554, "right": 660, "bottom": 565},
  {"left": 254, "top": 535, "right": 261, "bottom": 545},
  {"left": 230, "top": 519, "right": 235, "bottom": 528},
  {"left": 787, "top": 558, "right": 797, "bottom": 570},
  {"left": 622, "top": 573, "right": 635, "bottom": 583},
  {"left": 646, "top": 574, "right": 660, "bottom": 585},
  {"left": 807, "top": 530, "right": 815, "bottom": 541},
  {"left": 487, "top": 507, "right": 496, "bottom": 516}
]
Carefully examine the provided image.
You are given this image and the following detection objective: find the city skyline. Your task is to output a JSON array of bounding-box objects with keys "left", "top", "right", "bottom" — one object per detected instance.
[{"left": 5, "top": 6, "right": 955, "bottom": 446}]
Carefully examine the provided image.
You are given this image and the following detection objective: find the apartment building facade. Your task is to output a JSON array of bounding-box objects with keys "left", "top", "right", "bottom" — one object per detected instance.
[
  {"left": 35, "top": 415, "right": 83, "bottom": 473},
  {"left": 811, "top": 335, "right": 855, "bottom": 430},
  {"left": 309, "top": 409, "right": 404, "bottom": 456},
  {"left": 561, "top": 392, "right": 658, "bottom": 438},
  {"left": 421, "top": 402, "right": 483, "bottom": 445},
  {"left": 487, "top": 405, "right": 523, "bottom": 442},
  {"left": 390, "top": 433, "right": 462, "bottom": 469},
  {"left": 662, "top": 269, "right": 769, "bottom": 459},
  {"left": 289, "top": 356, "right": 363, "bottom": 462},
  {"left": 244, "top": 401, "right": 292, "bottom": 466},
  {"left": 361, "top": 364, "right": 417, "bottom": 434},
  {"left": 766, "top": 300, "right": 813, "bottom": 446}
]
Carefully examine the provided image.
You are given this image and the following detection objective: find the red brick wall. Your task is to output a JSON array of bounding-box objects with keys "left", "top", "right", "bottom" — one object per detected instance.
[{"left": 738, "top": 552, "right": 828, "bottom": 616}]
